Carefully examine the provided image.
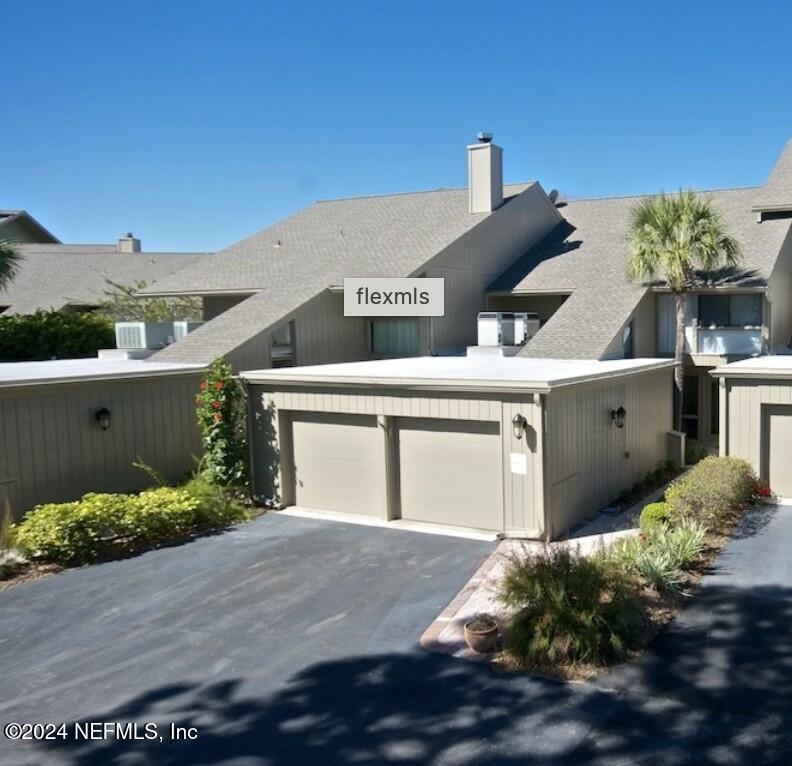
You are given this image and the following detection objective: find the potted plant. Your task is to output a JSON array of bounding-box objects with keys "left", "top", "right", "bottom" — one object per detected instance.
[{"left": 463, "top": 613, "right": 499, "bottom": 653}]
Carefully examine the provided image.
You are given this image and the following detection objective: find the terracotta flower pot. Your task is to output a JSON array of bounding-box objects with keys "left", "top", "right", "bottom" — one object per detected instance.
[{"left": 463, "top": 616, "right": 498, "bottom": 653}]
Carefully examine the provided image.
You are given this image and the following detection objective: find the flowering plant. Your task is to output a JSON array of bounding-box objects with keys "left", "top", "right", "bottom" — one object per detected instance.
[{"left": 195, "top": 358, "right": 248, "bottom": 486}]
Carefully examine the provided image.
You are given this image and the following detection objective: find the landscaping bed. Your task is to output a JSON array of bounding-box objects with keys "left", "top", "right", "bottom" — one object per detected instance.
[{"left": 489, "top": 456, "right": 767, "bottom": 681}]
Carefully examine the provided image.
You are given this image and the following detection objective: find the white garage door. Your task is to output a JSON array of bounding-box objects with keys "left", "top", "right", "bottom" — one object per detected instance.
[
  {"left": 398, "top": 419, "right": 503, "bottom": 531},
  {"left": 765, "top": 405, "right": 792, "bottom": 498},
  {"left": 291, "top": 413, "right": 385, "bottom": 516}
]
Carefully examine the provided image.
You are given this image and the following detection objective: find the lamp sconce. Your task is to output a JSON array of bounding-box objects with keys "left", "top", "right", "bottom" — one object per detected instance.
[
  {"left": 611, "top": 406, "right": 626, "bottom": 429},
  {"left": 95, "top": 407, "right": 112, "bottom": 431},
  {"left": 512, "top": 413, "right": 527, "bottom": 440}
]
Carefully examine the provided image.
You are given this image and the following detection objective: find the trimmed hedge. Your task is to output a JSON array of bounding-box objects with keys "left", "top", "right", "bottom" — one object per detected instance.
[
  {"left": 665, "top": 456, "right": 756, "bottom": 527},
  {"left": 0, "top": 310, "right": 115, "bottom": 361},
  {"left": 14, "top": 482, "right": 248, "bottom": 565}
]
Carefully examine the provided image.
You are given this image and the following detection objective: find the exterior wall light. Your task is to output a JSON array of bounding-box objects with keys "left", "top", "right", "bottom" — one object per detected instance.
[
  {"left": 95, "top": 407, "right": 112, "bottom": 431},
  {"left": 611, "top": 406, "right": 626, "bottom": 429},
  {"left": 512, "top": 413, "right": 527, "bottom": 440}
]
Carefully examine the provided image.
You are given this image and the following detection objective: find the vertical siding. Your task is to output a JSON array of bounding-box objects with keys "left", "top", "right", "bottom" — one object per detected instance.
[
  {"left": 545, "top": 369, "right": 672, "bottom": 537},
  {"left": 427, "top": 185, "right": 561, "bottom": 352},
  {"left": 726, "top": 380, "right": 792, "bottom": 477},
  {"left": 249, "top": 384, "right": 542, "bottom": 534},
  {"left": 0, "top": 374, "right": 202, "bottom": 519}
]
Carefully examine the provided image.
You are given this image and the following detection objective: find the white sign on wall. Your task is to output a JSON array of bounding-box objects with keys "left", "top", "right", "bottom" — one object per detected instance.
[{"left": 509, "top": 452, "right": 528, "bottom": 475}]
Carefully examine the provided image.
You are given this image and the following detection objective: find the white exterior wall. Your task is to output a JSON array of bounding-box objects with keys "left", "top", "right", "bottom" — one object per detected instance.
[{"left": 0, "top": 374, "right": 202, "bottom": 519}]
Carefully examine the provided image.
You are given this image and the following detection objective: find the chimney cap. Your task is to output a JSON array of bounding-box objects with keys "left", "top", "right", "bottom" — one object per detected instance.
[{"left": 476, "top": 131, "right": 493, "bottom": 144}]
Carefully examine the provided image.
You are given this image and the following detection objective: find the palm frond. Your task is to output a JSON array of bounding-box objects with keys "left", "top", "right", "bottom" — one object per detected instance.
[{"left": 0, "top": 239, "right": 22, "bottom": 291}]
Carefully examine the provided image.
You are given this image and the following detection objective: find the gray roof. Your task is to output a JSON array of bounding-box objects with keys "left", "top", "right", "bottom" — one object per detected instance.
[
  {"left": 499, "top": 186, "right": 792, "bottom": 359},
  {"left": 0, "top": 244, "right": 208, "bottom": 313},
  {"left": 150, "top": 184, "right": 533, "bottom": 364},
  {"left": 754, "top": 139, "right": 792, "bottom": 212},
  {"left": 0, "top": 210, "right": 60, "bottom": 243}
]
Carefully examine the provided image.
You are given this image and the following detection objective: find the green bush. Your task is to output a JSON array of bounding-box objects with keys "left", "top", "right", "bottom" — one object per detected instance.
[
  {"left": 0, "top": 310, "right": 114, "bottom": 362},
  {"left": 665, "top": 456, "right": 756, "bottom": 527},
  {"left": 639, "top": 502, "right": 672, "bottom": 531},
  {"left": 14, "top": 482, "right": 249, "bottom": 566},
  {"left": 195, "top": 358, "right": 248, "bottom": 486},
  {"left": 14, "top": 493, "right": 127, "bottom": 564},
  {"left": 499, "top": 547, "right": 644, "bottom": 667},
  {"left": 685, "top": 438, "right": 708, "bottom": 466},
  {"left": 608, "top": 519, "right": 707, "bottom": 595}
]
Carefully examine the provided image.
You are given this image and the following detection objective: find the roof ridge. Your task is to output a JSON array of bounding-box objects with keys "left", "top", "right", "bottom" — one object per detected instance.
[
  {"left": 560, "top": 184, "right": 762, "bottom": 205},
  {"left": 315, "top": 181, "right": 535, "bottom": 204}
]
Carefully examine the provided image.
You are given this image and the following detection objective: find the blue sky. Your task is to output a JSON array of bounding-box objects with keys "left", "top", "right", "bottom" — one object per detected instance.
[{"left": 2, "top": 0, "right": 792, "bottom": 252}]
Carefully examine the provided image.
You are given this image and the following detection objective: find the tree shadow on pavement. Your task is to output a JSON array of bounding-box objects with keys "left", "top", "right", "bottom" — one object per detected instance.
[{"left": 32, "top": 582, "right": 792, "bottom": 766}]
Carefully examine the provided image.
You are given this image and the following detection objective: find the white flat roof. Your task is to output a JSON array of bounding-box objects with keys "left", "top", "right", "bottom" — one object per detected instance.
[
  {"left": 241, "top": 356, "right": 674, "bottom": 393},
  {"left": 0, "top": 358, "right": 205, "bottom": 388},
  {"left": 712, "top": 355, "right": 792, "bottom": 379}
]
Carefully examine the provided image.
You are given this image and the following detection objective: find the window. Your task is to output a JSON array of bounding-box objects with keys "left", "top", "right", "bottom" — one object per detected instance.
[
  {"left": 622, "top": 321, "right": 635, "bottom": 359},
  {"left": 699, "top": 294, "right": 762, "bottom": 327},
  {"left": 370, "top": 318, "right": 420, "bottom": 357},
  {"left": 271, "top": 320, "right": 295, "bottom": 368},
  {"left": 675, "top": 374, "right": 700, "bottom": 440}
]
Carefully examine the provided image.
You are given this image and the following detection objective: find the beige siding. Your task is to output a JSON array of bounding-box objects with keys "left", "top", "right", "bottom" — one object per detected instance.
[
  {"left": 544, "top": 369, "right": 672, "bottom": 537},
  {"left": 203, "top": 294, "right": 251, "bottom": 321},
  {"left": 768, "top": 228, "right": 792, "bottom": 349},
  {"left": 0, "top": 374, "right": 202, "bottom": 519},
  {"left": 722, "top": 379, "right": 792, "bottom": 480},
  {"left": 603, "top": 290, "right": 656, "bottom": 359},
  {"left": 249, "top": 385, "right": 543, "bottom": 536},
  {"left": 427, "top": 184, "right": 561, "bottom": 352},
  {"left": 486, "top": 294, "right": 568, "bottom": 326},
  {"left": 227, "top": 290, "right": 368, "bottom": 373}
]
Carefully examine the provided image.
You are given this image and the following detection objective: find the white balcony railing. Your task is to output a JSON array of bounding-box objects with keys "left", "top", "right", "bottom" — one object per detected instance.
[{"left": 696, "top": 327, "right": 763, "bottom": 356}]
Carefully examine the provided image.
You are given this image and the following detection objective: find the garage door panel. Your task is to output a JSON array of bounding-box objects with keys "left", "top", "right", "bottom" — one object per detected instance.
[
  {"left": 292, "top": 413, "right": 385, "bottom": 516},
  {"left": 398, "top": 419, "right": 503, "bottom": 531}
]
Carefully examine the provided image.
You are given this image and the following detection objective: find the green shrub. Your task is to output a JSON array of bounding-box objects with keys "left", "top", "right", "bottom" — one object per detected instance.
[
  {"left": 665, "top": 456, "right": 756, "bottom": 527},
  {"left": 608, "top": 519, "right": 707, "bottom": 595},
  {"left": 181, "top": 474, "right": 249, "bottom": 526},
  {"left": 0, "top": 310, "right": 114, "bottom": 362},
  {"left": 14, "top": 482, "right": 249, "bottom": 566},
  {"left": 685, "top": 439, "right": 708, "bottom": 466},
  {"left": 499, "top": 547, "right": 644, "bottom": 666},
  {"left": 14, "top": 493, "right": 128, "bottom": 564},
  {"left": 640, "top": 502, "right": 672, "bottom": 531},
  {"left": 195, "top": 358, "right": 248, "bottom": 487}
]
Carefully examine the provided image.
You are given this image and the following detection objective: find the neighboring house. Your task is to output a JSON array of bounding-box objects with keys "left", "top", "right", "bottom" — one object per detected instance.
[
  {"left": 141, "top": 136, "right": 563, "bottom": 370},
  {"left": 0, "top": 210, "right": 59, "bottom": 244},
  {"left": 489, "top": 141, "right": 792, "bottom": 450},
  {"left": 0, "top": 358, "right": 203, "bottom": 519},
  {"left": 0, "top": 232, "right": 209, "bottom": 314}
]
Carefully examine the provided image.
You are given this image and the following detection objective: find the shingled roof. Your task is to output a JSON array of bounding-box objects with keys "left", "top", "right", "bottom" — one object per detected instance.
[
  {"left": 753, "top": 139, "right": 792, "bottom": 213},
  {"left": 149, "top": 184, "right": 536, "bottom": 364},
  {"left": 0, "top": 244, "right": 208, "bottom": 313},
  {"left": 493, "top": 185, "right": 792, "bottom": 360}
]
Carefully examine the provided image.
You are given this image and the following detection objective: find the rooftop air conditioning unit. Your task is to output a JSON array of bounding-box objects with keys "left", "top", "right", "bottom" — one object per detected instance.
[
  {"left": 172, "top": 320, "right": 204, "bottom": 342},
  {"left": 477, "top": 312, "right": 540, "bottom": 347},
  {"left": 115, "top": 321, "right": 175, "bottom": 350}
]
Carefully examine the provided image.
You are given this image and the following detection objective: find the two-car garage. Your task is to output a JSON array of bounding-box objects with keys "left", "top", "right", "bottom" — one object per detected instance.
[
  {"left": 290, "top": 412, "right": 504, "bottom": 531},
  {"left": 245, "top": 355, "right": 674, "bottom": 539}
]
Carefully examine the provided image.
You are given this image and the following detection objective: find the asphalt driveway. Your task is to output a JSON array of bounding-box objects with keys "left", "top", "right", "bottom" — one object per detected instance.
[{"left": 2, "top": 507, "right": 792, "bottom": 765}]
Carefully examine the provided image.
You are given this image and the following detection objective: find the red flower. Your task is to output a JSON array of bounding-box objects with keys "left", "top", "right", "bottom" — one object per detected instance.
[
  {"left": 199, "top": 382, "right": 207, "bottom": 391},
  {"left": 214, "top": 412, "right": 223, "bottom": 423},
  {"left": 212, "top": 401, "right": 222, "bottom": 410},
  {"left": 214, "top": 381, "right": 224, "bottom": 391}
]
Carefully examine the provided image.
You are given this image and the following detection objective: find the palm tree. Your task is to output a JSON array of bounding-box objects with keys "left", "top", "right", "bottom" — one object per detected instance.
[
  {"left": 627, "top": 190, "right": 741, "bottom": 432},
  {"left": 0, "top": 239, "right": 22, "bottom": 291}
]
